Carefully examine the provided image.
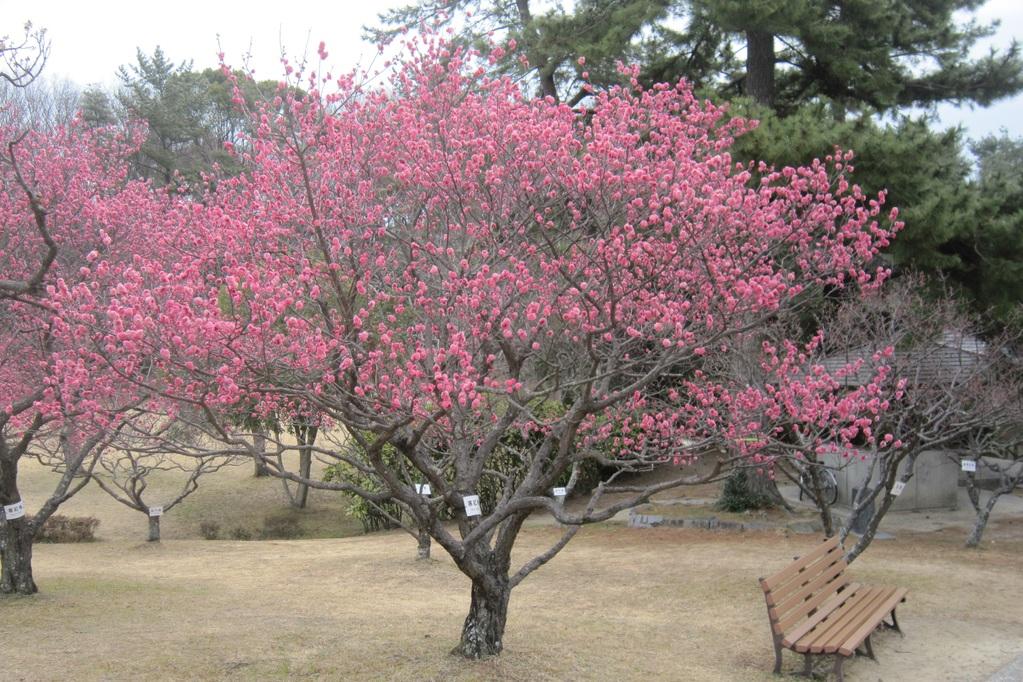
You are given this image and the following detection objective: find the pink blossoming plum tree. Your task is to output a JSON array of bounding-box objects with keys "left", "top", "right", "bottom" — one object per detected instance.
[
  {"left": 99, "top": 38, "right": 899, "bottom": 656},
  {"left": 0, "top": 116, "right": 166, "bottom": 593}
]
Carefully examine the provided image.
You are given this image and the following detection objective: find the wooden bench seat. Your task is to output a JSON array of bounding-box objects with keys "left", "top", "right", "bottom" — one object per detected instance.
[{"left": 759, "top": 536, "right": 907, "bottom": 681}]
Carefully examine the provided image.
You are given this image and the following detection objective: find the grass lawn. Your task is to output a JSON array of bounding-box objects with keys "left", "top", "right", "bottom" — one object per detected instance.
[
  {"left": 17, "top": 453, "right": 364, "bottom": 542},
  {"left": 3, "top": 523, "right": 1022, "bottom": 680},
  {"left": 7, "top": 457, "right": 1023, "bottom": 680}
]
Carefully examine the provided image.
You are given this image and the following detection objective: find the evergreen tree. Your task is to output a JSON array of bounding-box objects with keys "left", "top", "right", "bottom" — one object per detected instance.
[{"left": 967, "top": 134, "right": 1023, "bottom": 318}]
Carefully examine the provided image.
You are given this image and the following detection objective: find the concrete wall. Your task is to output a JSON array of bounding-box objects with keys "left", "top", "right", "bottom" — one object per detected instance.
[{"left": 822, "top": 449, "right": 959, "bottom": 511}]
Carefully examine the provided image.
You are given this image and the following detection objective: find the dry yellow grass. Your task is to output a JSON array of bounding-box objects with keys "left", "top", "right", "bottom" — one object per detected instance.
[
  {"left": 3, "top": 523, "right": 1022, "bottom": 681},
  {"left": 18, "top": 453, "right": 363, "bottom": 542}
]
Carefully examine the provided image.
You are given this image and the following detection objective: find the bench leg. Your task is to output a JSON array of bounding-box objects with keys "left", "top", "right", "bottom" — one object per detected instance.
[
  {"left": 802, "top": 653, "right": 813, "bottom": 677},
  {"left": 771, "top": 634, "right": 784, "bottom": 674},
  {"left": 889, "top": 607, "right": 903, "bottom": 636},
  {"left": 857, "top": 634, "right": 877, "bottom": 662},
  {"left": 833, "top": 655, "right": 845, "bottom": 682}
]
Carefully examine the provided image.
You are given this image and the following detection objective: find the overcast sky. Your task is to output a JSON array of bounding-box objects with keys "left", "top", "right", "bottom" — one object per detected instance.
[{"left": 13, "top": 0, "right": 1023, "bottom": 140}]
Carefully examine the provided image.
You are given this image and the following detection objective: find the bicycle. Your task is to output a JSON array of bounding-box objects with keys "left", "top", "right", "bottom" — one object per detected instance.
[{"left": 796, "top": 461, "right": 839, "bottom": 506}]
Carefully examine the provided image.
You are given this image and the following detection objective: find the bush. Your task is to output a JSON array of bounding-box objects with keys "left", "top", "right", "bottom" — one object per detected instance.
[
  {"left": 198, "top": 520, "right": 220, "bottom": 540},
  {"left": 716, "top": 468, "right": 778, "bottom": 512},
  {"left": 33, "top": 515, "right": 100, "bottom": 543},
  {"left": 260, "top": 513, "right": 304, "bottom": 540},
  {"left": 228, "top": 526, "right": 252, "bottom": 540}
]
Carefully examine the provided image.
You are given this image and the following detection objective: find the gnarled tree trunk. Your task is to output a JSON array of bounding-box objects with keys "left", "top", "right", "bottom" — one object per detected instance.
[
  {"left": 293, "top": 422, "right": 317, "bottom": 509},
  {"left": 253, "top": 429, "right": 268, "bottom": 477},
  {"left": 454, "top": 574, "right": 511, "bottom": 659},
  {"left": 416, "top": 528, "right": 431, "bottom": 560},
  {"left": 0, "top": 517, "right": 37, "bottom": 595},
  {"left": 1, "top": 454, "right": 37, "bottom": 595},
  {"left": 147, "top": 514, "right": 161, "bottom": 542}
]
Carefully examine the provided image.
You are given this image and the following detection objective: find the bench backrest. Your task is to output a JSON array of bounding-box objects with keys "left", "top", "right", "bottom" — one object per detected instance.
[{"left": 759, "top": 536, "right": 849, "bottom": 637}]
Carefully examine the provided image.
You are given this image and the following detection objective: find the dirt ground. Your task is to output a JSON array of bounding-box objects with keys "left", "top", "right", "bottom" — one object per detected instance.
[
  {"left": 6, "top": 457, "right": 1023, "bottom": 680},
  {"left": 2, "top": 523, "right": 1021, "bottom": 680}
]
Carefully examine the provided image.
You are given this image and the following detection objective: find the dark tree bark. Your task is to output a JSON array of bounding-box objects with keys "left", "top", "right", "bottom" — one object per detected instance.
[
  {"left": 0, "top": 517, "right": 37, "bottom": 595},
  {"left": 745, "top": 30, "right": 776, "bottom": 107},
  {"left": 515, "top": 0, "right": 560, "bottom": 101},
  {"left": 802, "top": 464, "right": 835, "bottom": 536},
  {"left": 416, "top": 528, "right": 431, "bottom": 560},
  {"left": 0, "top": 454, "right": 37, "bottom": 595},
  {"left": 454, "top": 574, "right": 511, "bottom": 659},
  {"left": 147, "top": 514, "right": 161, "bottom": 542},
  {"left": 253, "top": 429, "right": 268, "bottom": 477},
  {"left": 293, "top": 423, "right": 317, "bottom": 509},
  {"left": 964, "top": 469, "right": 1019, "bottom": 548}
]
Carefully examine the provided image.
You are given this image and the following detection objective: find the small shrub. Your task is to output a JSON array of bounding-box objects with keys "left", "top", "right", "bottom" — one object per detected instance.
[
  {"left": 716, "top": 468, "right": 777, "bottom": 512},
  {"left": 199, "top": 520, "right": 221, "bottom": 540},
  {"left": 33, "top": 515, "right": 100, "bottom": 543},
  {"left": 228, "top": 526, "right": 253, "bottom": 541},
  {"left": 260, "top": 513, "right": 304, "bottom": 540}
]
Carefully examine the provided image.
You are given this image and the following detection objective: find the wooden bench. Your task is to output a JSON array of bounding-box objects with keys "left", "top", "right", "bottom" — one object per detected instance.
[{"left": 759, "top": 536, "right": 907, "bottom": 681}]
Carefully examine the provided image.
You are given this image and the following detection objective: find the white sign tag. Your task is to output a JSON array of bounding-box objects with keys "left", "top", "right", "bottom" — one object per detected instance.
[
  {"left": 890, "top": 481, "right": 906, "bottom": 496},
  {"left": 415, "top": 483, "right": 432, "bottom": 496},
  {"left": 3, "top": 500, "right": 25, "bottom": 520},
  {"left": 552, "top": 487, "right": 567, "bottom": 498},
  {"left": 961, "top": 459, "right": 977, "bottom": 473},
  {"left": 463, "top": 495, "right": 482, "bottom": 517},
  {"left": 148, "top": 506, "right": 163, "bottom": 517}
]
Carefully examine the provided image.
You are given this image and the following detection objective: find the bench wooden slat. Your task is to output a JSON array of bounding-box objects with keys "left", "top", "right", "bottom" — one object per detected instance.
[
  {"left": 760, "top": 535, "right": 842, "bottom": 591},
  {"left": 794, "top": 586, "right": 887, "bottom": 652},
  {"left": 760, "top": 537, "right": 908, "bottom": 677},
  {"left": 772, "top": 557, "right": 848, "bottom": 619},
  {"left": 801, "top": 586, "right": 893, "bottom": 653},
  {"left": 769, "top": 552, "right": 847, "bottom": 605},
  {"left": 820, "top": 587, "right": 898, "bottom": 653},
  {"left": 780, "top": 582, "right": 861, "bottom": 647},
  {"left": 835, "top": 588, "right": 907, "bottom": 656}
]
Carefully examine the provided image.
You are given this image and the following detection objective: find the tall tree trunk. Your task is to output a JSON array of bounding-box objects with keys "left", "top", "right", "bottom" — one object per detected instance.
[
  {"left": 453, "top": 575, "right": 511, "bottom": 659},
  {"left": 803, "top": 465, "right": 835, "bottom": 536},
  {"left": 147, "top": 514, "right": 161, "bottom": 542},
  {"left": 745, "top": 30, "right": 776, "bottom": 107},
  {"left": 253, "top": 429, "right": 268, "bottom": 478},
  {"left": 293, "top": 423, "right": 317, "bottom": 509},
  {"left": 0, "top": 518, "right": 37, "bottom": 595},
  {"left": 1, "top": 455, "right": 37, "bottom": 595},
  {"left": 416, "top": 528, "right": 431, "bottom": 560},
  {"left": 515, "top": 0, "right": 560, "bottom": 101},
  {"left": 965, "top": 472, "right": 1017, "bottom": 548}
]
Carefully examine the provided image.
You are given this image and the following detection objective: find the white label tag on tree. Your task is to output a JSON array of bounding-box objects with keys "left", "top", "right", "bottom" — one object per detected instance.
[
  {"left": 415, "top": 483, "right": 431, "bottom": 496},
  {"left": 148, "top": 506, "right": 163, "bottom": 517},
  {"left": 890, "top": 481, "right": 906, "bottom": 496},
  {"left": 552, "top": 487, "right": 567, "bottom": 498},
  {"left": 3, "top": 500, "right": 25, "bottom": 520},
  {"left": 961, "top": 459, "right": 977, "bottom": 473},
  {"left": 463, "top": 495, "right": 482, "bottom": 517}
]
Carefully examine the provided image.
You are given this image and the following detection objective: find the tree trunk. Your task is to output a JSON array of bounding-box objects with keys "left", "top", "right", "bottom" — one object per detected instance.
[
  {"left": 965, "top": 476, "right": 1016, "bottom": 548},
  {"left": 296, "top": 450, "right": 311, "bottom": 508},
  {"left": 804, "top": 466, "right": 835, "bottom": 536},
  {"left": 416, "top": 528, "right": 431, "bottom": 560},
  {"left": 0, "top": 518, "right": 37, "bottom": 595},
  {"left": 1, "top": 454, "right": 37, "bottom": 595},
  {"left": 253, "top": 430, "right": 268, "bottom": 478},
  {"left": 147, "top": 514, "right": 161, "bottom": 542},
  {"left": 745, "top": 30, "right": 776, "bottom": 107},
  {"left": 965, "top": 504, "right": 993, "bottom": 548},
  {"left": 453, "top": 576, "right": 511, "bottom": 659},
  {"left": 294, "top": 424, "right": 317, "bottom": 509}
]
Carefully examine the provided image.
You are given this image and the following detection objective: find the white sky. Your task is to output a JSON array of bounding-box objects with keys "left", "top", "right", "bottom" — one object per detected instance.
[{"left": 9, "top": 0, "right": 1023, "bottom": 140}]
